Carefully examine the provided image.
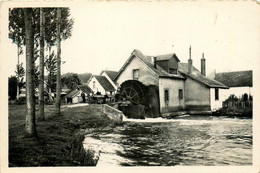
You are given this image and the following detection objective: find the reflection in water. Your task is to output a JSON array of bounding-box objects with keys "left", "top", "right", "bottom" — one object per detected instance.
[{"left": 83, "top": 116, "right": 252, "bottom": 166}]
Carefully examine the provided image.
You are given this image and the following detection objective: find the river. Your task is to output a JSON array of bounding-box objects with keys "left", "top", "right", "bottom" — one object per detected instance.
[{"left": 83, "top": 115, "right": 252, "bottom": 166}]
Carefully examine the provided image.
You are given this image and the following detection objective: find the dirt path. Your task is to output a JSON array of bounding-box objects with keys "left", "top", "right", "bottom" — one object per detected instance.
[{"left": 62, "top": 103, "right": 89, "bottom": 108}]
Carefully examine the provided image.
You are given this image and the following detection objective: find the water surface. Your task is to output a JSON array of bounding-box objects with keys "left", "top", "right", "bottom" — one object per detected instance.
[{"left": 83, "top": 116, "right": 252, "bottom": 166}]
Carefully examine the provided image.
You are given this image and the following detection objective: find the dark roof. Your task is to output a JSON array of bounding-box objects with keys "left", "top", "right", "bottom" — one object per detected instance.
[
  {"left": 78, "top": 85, "right": 93, "bottom": 93},
  {"left": 65, "top": 90, "right": 80, "bottom": 98},
  {"left": 214, "top": 70, "right": 252, "bottom": 87},
  {"left": 114, "top": 49, "right": 227, "bottom": 88},
  {"left": 94, "top": 75, "right": 115, "bottom": 91},
  {"left": 101, "top": 70, "right": 118, "bottom": 81},
  {"left": 155, "top": 53, "right": 180, "bottom": 62},
  {"left": 114, "top": 49, "right": 185, "bottom": 80},
  {"left": 178, "top": 63, "right": 229, "bottom": 89},
  {"left": 78, "top": 73, "right": 92, "bottom": 83}
]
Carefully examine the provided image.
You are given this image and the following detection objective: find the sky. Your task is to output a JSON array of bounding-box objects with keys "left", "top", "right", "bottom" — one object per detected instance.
[{"left": 3, "top": 1, "right": 260, "bottom": 77}]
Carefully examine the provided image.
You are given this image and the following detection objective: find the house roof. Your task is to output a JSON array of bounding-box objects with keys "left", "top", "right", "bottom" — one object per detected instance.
[
  {"left": 214, "top": 70, "right": 252, "bottom": 87},
  {"left": 78, "top": 85, "right": 93, "bottom": 94},
  {"left": 65, "top": 90, "right": 80, "bottom": 98},
  {"left": 114, "top": 49, "right": 185, "bottom": 80},
  {"left": 101, "top": 70, "right": 118, "bottom": 81},
  {"left": 178, "top": 63, "right": 229, "bottom": 89},
  {"left": 94, "top": 75, "right": 115, "bottom": 91},
  {"left": 114, "top": 49, "right": 228, "bottom": 88},
  {"left": 154, "top": 53, "right": 180, "bottom": 62}
]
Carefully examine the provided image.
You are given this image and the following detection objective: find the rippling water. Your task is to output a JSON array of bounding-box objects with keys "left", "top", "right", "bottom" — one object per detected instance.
[{"left": 83, "top": 116, "right": 252, "bottom": 166}]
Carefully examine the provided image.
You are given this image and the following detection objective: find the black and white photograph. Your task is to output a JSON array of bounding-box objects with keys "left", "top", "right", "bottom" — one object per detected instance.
[{"left": 1, "top": 1, "right": 260, "bottom": 172}]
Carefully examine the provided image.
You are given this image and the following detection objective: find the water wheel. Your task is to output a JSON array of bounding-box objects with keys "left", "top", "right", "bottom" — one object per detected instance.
[{"left": 120, "top": 80, "right": 146, "bottom": 105}]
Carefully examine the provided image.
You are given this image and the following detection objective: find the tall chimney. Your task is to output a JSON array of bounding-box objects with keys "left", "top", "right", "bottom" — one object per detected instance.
[
  {"left": 201, "top": 53, "right": 206, "bottom": 76},
  {"left": 188, "top": 45, "right": 193, "bottom": 74},
  {"left": 153, "top": 56, "right": 157, "bottom": 69}
]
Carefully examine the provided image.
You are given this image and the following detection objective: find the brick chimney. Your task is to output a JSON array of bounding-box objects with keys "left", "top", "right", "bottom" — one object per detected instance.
[
  {"left": 154, "top": 56, "right": 157, "bottom": 69},
  {"left": 201, "top": 53, "right": 206, "bottom": 76},
  {"left": 188, "top": 45, "right": 193, "bottom": 74},
  {"left": 151, "top": 56, "right": 157, "bottom": 69}
]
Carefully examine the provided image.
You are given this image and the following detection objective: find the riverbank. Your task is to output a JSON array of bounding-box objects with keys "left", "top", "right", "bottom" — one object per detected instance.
[
  {"left": 9, "top": 104, "right": 116, "bottom": 167},
  {"left": 212, "top": 107, "right": 252, "bottom": 118}
]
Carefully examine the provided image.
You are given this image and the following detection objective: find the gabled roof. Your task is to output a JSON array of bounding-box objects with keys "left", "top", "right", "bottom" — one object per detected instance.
[
  {"left": 178, "top": 63, "right": 229, "bottom": 89},
  {"left": 214, "top": 70, "right": 252, "bottom": 87},
  {"left": 65, "top": 90, "right": 80, "bottom": 98},
  {"left": 114, "top": 49, "right": 185, "bottom": 80},
  {"left": 78, "top": 85, "right": 93, "bottom": 94},
  {"left": 101, "top": 70, "right": 118, "bottom": 81},
  {"left": 154, "top": 53, "right": 180, "bottom": 62},
  {"left": 94, "top": 75, "right": 115, "bottom": 91}
]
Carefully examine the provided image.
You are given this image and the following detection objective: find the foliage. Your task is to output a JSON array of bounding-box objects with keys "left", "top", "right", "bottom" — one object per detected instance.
[
  {"left": 9, "top": 8, "right": 74, "bottom": 47},
  {"left": 15, "top": 63, "right": 25, "bottom": 88},
  {"left": 45, "top": 50, "right": 57, "bottom": 92},
  {"left": 61, "top": 73, "right": 81, "bottom": 90},
  {"left": 15, "top": 63, "right": 25, "bottom": 79},
  {"left": 9, "top": 8, "right": 25, "bottom": 47},
  {"left": 44, "top": 8, "right": 74, "bottom": 46}
]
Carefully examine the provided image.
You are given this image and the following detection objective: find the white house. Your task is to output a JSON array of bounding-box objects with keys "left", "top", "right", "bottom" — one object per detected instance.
[{"left": 87, "top": 75, "right": 116, "bottom": 95}]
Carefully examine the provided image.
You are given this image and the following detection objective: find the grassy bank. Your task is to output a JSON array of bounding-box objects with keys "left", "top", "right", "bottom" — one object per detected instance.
[
  {"left": 212, "top": 107, "right": 252, "bottom": 118},
  {"left": 9, "top": 104, "right": 115, "bottom": 167}
]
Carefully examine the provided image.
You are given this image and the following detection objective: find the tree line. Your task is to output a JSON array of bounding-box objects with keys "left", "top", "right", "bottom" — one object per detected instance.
[{"left": 9, "top": 8, "right": 74, "bottom": 137}]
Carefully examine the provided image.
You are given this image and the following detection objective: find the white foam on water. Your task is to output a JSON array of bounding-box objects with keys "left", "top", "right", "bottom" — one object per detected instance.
[{"left": 83, "top": 136, "right": 133, "bottom": 166}]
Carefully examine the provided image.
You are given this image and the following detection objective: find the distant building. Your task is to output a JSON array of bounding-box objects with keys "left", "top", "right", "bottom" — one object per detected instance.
[
  {"left": 214, "top": 70, "right": 253, "bottom": 99},
  {"left": 87, "top": 75, "right": 116, "bottom": 95},
  {"left": 100, "top": 70, "right": 118, "bottom": 89},
  {"left": 65, "top": 85, "right": 93, "bottom": 103},
  {"left": 114, "top": 48, "right": 228, "bottom": 116}
]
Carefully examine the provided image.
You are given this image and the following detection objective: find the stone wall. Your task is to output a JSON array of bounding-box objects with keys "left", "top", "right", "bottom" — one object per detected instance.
[{"left": 101, "top": 104, "right": 124, "bottom": 123}]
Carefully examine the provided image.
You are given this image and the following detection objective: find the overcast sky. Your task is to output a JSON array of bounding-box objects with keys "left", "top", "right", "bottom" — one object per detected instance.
[{"left": 3, "top": 1, "right": 260, "bottom": 77}]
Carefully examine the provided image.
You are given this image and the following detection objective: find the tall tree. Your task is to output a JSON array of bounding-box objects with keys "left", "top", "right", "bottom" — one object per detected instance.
[
  {"left": 24, "top": 8, "right": 37, "bottom": 137},
  {"left": 39, "top": 8, "right": 45, "bottom": 120},
  {"left": 55, "top": 8, "right": 61, "bottom": 115}
]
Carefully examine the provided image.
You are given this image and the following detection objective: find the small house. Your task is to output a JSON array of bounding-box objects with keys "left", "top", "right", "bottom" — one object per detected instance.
[
  {"left": 214, "top": 70, "right": 253, "bottom": 99},
  {"left": 65, "top": 85, "right": 93, "bottom": 103}
]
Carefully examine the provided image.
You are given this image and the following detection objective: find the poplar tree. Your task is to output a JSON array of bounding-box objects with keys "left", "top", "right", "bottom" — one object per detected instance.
[
  {"left": 55, "top": 8, "right": 61, "bottom": 115},
  {"left": 24, "top": 8, "right": 37, "bottom": 137}
]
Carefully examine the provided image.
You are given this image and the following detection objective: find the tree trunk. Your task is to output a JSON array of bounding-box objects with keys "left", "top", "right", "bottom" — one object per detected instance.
[
  {"left": 39, "top": 8, "right": 45, "bottom": 120},
  {"left": 55, "top": 8, "right": 61, "bottom": 115},
  {"left": 16, "top": 43, "right": 20, "bottom": 100},
  {"left": 24, "top": 8, "right": 37, "bottom": 137},
  {"left": 47, "top": 46, "right": 53, "bottom": 103}
]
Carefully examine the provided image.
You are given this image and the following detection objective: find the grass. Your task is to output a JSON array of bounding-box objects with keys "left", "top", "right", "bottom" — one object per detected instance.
[{"left": 8, "top": 104, "right": 115, "bottom": 167}]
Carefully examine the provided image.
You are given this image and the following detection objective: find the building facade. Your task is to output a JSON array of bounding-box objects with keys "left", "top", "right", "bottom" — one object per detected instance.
[{"left": 114, "top": 49, "right": 228, "bottom": 116}]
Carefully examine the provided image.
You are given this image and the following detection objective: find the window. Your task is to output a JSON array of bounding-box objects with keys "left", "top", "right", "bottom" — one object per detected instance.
[
  {"left": 93, "top": 81, "right": 96, "bottom": 89},
  {"left": 215, "top": 88, "right": 219, "bottom": 100},
  {"left": 164, "top": 89, "right": 169, "bottom": 102},
  {"left": 169, "top": 68, "right": 177, "bottom": 74},
  {"left": 133, "top": 69, "right": 139, "bottom": 80},
  {"left": 179, "top": 89, "right": 183, "bottom": 100}
]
